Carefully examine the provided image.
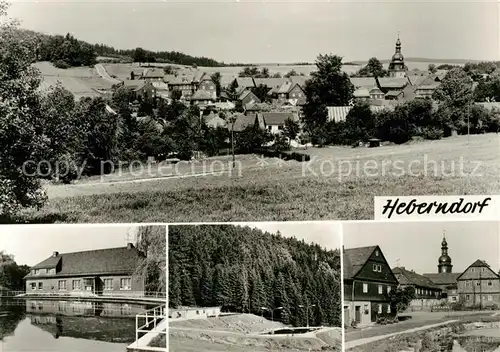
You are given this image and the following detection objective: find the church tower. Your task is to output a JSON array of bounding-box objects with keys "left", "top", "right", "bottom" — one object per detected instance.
[
  {"left": 388, "top": 34, "right": 407, "bottom": 78},
  {"left": 438, "top": 233, "right": 453, "bottom": 273}
]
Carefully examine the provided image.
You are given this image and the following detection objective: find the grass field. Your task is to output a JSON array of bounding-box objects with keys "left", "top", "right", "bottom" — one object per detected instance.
[
  {"left": 34, "top": 61, "right": 114, "bottom": 99},
  {"left": 9, "top": 133, "right": 500, "bottom": 223}
]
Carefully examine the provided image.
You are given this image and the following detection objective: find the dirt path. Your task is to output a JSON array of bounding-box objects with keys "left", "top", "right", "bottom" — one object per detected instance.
[
  {"left": 345, "top": 320, "right": 459, "bottom": 349},
  {"left": 95, "top": 64, "right": 121, "bottom": 84}
]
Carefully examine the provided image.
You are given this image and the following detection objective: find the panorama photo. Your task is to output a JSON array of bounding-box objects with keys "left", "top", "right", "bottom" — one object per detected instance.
[
  {"left": 342, "top": 221, "right": 500, "bottom": 352},
  {"left": 168, "top": 222, "right": 342, "bottom": 351},
  {"left": 1, "top": 0, "right": 499, "bottom": 222},
  {"left": 0, "top": 225, "right": 166, "bottom": 352}
]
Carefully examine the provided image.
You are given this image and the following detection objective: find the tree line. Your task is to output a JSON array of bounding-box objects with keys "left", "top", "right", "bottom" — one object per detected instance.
[
  {"left": 0, "top": 251, "right": 30, "bottom": 291},
  {"left": 168, "top": 225, "right": 341, "bottom": 327}
]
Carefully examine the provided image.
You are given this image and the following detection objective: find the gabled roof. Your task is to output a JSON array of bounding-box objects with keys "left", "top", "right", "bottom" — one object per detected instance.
[
  {"left": 236, "top": 77, "right": 255, "bottom": 88},
  {"left": 378, "top": 77, "right": 408, "bottom": 89},
  {"left": 392, "top": 267, "right": 440, "bottom": 290},
  {"left": 245, "top": 102, "right": 272, "bottom": 111},
  {"left": 25, "top": 245, "right": 143, "bottom": 278},
  {"left": 350, "top": 77, "right": 376, "bottom": 89},
  {"left": 191, "top": 89, "right": 215, "bottom": 101},
  {"left": 369, "top": 87, "right": 384, "bottom": 94},
  {"left": 422, "top": 273, "right": 461, "bottom": 286},
  {"left": 343, "top": 246, "right": 378, "bottom": 280},
  {"left": 232, "top": 113, "right": 259, "bottom": 132},
  {"left": 278, "top": 81, "right": 293, "bottom": 94},
  {"left": 385, "top": 90, "right": 403, "bottom": 97},
  {"left": 167, "top": 75, "right": 194, "bottom": 85},
  {"left": 261, "top": 112, "right": 297, "bottom": 126},
  {"left": 143, "top": 69, "right": 164, "bottom": 79},
  {"left": 253, "top": 78, "right": 288, "bottom": 88},
  {"left": 456, "top": 259, "right": 500, "bottom": 281},
  {"left": 354, "top": 88, "right": 370, "bottom": 98}
]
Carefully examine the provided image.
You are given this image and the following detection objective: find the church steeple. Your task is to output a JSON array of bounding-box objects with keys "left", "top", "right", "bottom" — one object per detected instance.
[
  {"left": 388, "top": 32, "right": 406, "bottom": 78},
  {"left": 438, "top": 231, "right": 453, "bottom": 273}
]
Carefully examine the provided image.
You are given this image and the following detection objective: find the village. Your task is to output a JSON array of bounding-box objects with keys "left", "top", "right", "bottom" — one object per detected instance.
[{"left": 343, "top": 221, "right": 500, "bottom": 352}]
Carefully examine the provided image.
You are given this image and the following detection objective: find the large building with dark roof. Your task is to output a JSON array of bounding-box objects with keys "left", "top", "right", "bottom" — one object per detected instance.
[
  {"left": 343, "top": 245, "right": 399, "bottom": 326},
  {"left": 24, "top": 243, "right": 145, "bottom": 297}
]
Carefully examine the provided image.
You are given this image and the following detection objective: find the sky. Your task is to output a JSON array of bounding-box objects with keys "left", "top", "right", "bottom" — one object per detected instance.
[
  {"left": 0, "top": 225, "right": 142, "bottom": 266},
  {"left": 6, "top": 0, "right": 499, "bottom": 63},
  {"left": 240, "top": 221, "right": 342, "bottom": 250},
  {"left": 343, "top": 221, "right": 500, "bottom": 275}
]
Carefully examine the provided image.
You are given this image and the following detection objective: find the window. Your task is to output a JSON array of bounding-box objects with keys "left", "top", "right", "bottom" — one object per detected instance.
[
  {"left": 38, "top": 282, "right": 43, "bottom": 290},
  {"left": 58, "top": 280, "right": 66, "bottom": 290},
  {"left": 267, "top": 126, "right": 272, "bottom": 131},
  {"left": 278, "top": 125, "right": 283, "bottom": 130},
  {"left": 30, "top": 282, "right": 36, "bottom": 290},
  {"left": 378, "top": 305, "right": 382, "bottom": 314},
  {"left": 120, "top": 278, "right": 132, "bottom": 290},
  {"left": 452, "top": 296, "right": 457, "bottom": 302},
  {"left": 378, "top": 285, "right": 383, "bottom": 294},
  {"left": 72, "top": 280, "right": 81, "bottom": 290},
  {"left": 387, "top": 305, "right": 391, "bottom": 313},
  {"left": 363, "top": 304, "right": 369, "bottom": 314},
  {"left": 476, "top": 281, "right": 481, "bottom": 287},
  {"left": 372, "top": 264, "right": 382, "bottom": 272},
  {"left": 375, "top": 250, "right": 379, "bottom": 256},
  {"left": 466, "top": 295, "right": 470, "bottom": 300},
  {"left": 488, "top": 281, "right": 492, "bottom": 286},
  {"left": 481, "top": 268, "right": 485, "bottom": 272},
  {"left": 387, "top": 286, "right": 391, "bottom": 294},
  {"left": 471, "top": 268, "right": 475, "bottom": 272},
  {"left": 47, "top": 268, "right": 55, "bottom": 275},
  {"left": 33, "top": 269, "right": 39, "bottom": 275},
  {"left": 362, "top": 283, "right": 368, "bottom": 293},
  {"left": 488, "top": 295, "right": 493, "bottom": 301},
  {"left": 104, "top": 279, "right": 113, "bottom": 290},
  {"left": 466, "top": 281, "right": 471, "bottom": 287}
]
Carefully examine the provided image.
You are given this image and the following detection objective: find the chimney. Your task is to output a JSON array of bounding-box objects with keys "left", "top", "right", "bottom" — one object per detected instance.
[
  {"left": 127, "top": 243, "right": 134, "bottom": 250},
  {"left": 52, "top": 251, "right": 59, "bottom": 257}
]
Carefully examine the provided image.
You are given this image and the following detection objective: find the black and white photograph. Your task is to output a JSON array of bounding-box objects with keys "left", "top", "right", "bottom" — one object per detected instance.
[
  {"left": 342, "top": 221, "right": 500, "bottom": 352},
  {"left": 1, "top": 1, "right": 499, "bottom": 223},
  {"left": 0, "top": 225, "right": 166, "bottom": 352},
  {"left": 168, "top": 222, "right": 342, "bottom": 351}
]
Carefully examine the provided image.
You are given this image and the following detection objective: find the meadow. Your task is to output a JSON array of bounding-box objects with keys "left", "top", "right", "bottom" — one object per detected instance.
[
  {"left": 34, "top": 61, "right": 114, "bottom": 99},
  {"left": 11, "top": 133, "right": 500, "bottom": 223}
]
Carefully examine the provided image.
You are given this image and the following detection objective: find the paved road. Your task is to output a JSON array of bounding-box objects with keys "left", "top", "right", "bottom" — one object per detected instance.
[{"left": 94, "top": 64, "right": 121, "bottom": 84}]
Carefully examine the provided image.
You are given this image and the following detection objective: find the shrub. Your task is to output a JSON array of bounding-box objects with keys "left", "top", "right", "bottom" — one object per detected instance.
[
  {"left": 350, "top": 319, "right": 358, "bottom": 328},
  {"left": 376, "top": 316, "right": 388, "bottom": 325},
  {"left": 421, "top": 126, "right": 444, "bottom": 140},
  {"left": 52, "top": 60, "right": 71, "bottom": 69}
]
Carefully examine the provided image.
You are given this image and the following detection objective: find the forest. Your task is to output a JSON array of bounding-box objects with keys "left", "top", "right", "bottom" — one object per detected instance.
[{"left": 168, "top": 225, "right": 341, "bottom": 327}]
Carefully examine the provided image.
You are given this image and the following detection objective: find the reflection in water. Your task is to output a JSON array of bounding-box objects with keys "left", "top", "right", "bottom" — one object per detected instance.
[{"left": 0, "top": 298, "right": 155, "bottom": 351}]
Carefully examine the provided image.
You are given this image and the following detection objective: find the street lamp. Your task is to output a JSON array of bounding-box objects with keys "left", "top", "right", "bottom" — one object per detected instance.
[
  {"left": 228, "top": 113, "right": 237, "bottom": 169},
  {"left": 261, "top": 306, "right": 283, "bottom": 323},
  {"left": 298, "top": 304, "right": 316, "bottom": 328}
]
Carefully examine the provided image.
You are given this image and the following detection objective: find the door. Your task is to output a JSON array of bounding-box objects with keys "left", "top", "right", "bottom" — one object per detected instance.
[
  {"left": 355, "top": 306, "right": 361, "bottom": 323},
  {"left": 344, "top": 306, "right": 350, "bottom": 324}
]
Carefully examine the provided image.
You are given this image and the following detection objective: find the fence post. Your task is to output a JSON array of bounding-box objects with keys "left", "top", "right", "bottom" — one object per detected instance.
[{"left": 136, "top": 314, "right": 138, "bottom": 346}]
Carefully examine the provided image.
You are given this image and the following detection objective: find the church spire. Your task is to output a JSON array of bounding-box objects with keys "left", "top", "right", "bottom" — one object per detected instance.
[{"left": 438, "top": 231, "right": 453, "bottom": 273}]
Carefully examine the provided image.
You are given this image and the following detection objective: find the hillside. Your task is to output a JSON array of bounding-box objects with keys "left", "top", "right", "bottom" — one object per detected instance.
[{"left": 168, "top": 225, "right": 341, "bottom": 328}]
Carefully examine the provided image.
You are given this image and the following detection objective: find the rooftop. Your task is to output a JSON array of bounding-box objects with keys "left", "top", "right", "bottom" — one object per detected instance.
[
  {"left": 343, "top": 246, "right": 378, "bottom": 280},
  {"left": 25, "top": 244, "right": 143, "bottom": 278},
  {"left": 392, "top": 267, "right": 440, "bottom": 290}
]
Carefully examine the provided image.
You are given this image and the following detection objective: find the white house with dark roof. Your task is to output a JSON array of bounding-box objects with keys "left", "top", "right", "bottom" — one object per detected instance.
[
  {"left": 260, "top": 112, "right": 298, "bottom": 134},
  {"left": 24, "top": 244, "right": 145, "bottom": 297},
  {"left": 392, "top": 267, "right": 442, "bottom": 311}
]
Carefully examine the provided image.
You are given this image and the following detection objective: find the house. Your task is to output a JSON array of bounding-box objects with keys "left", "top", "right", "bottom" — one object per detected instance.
[
  {"left": 198, "top": 74, "right": 217, "bottom": 94},
  {"left": 165, "top": 74, "right": 195, "bottom": 99},
  {"left": 24, "top": 243, "right": 145, "bottom": 297},
  {"left": 369, "top": 87, "right": 385, "bottom": 100},
  {"left": 385, "top": 90, "right": 404, "bottom": 100},
  {"left": 273, "top": 81, "right": 307, "bottom": 105},
  {"left": 456, "top": 260, "right": 500, "bottom": 308},
  {"left": 231, "top": 113, "right": 265, "bottom": 132},
  {"left": 414, "top": 75, "right": 442, "bottom": 99},
  {"left": 204, "top": 112, "right": 226, "bottom": 128},
  {"left": 343, "top": 246, "right": 399, "bottom": 326},
  {"left": 261, "top": 112, "right": 298, "bottom": 134},
  {"left": 121, "top": 80, "right": 157, "bottom": 100},
  {"left": 141, "top": 68, "right": 165, "bottom": 81},
  {"left": 392, "top": 267, "right": 442, "bottom": 311},
  {"left": 239, "top": 90, "right": 261, "bottom": 106},
  {"left": 350, "top": 77, "right": 377, "bottom": 89},
  {"left": 169, "top": 307, "right": 221, "bottom": 320},
  {"left": 190, "top": 89, "right": 216, "bottom": 106}
]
